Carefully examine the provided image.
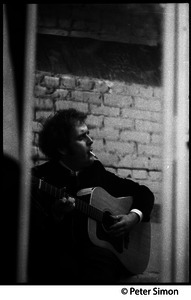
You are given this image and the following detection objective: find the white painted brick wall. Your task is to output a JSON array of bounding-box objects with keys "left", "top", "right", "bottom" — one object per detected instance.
[
  {"left": 43, "top": 75, "right": 60, "bottom": 88},
  {"left": 55, "top": 100, "right": 89, "bottom": 113},
  {"left": 32, "top": 73, "right": 163, "bottom": 224},
  {"left": 105, "top": 141, "right": 135, "bottom": 155},
  {"left": 125, "top": 83, "right": 140, "bottom": 96},
  {"left": 148, "top": 171, "right": 162, "bottom": 181},
  {"left": 132, "top": 169, "right": 148, "bottom": 179},
  {"left": 35, "top": 110, "right": 53, "bottom": 121},
  {"left": 138, "top": 86, "right": 154, "bottom": 98},
  {"left": 104, "top": 117, "right": 133, "bottom": 129},
  {"left": 134, "top": 97, "right": 161, "bottom": 112},
  {"left": 135, "top": 120, "right": 162, "bottom": 133},
  {"left": 60, "top": 76, "right": 76, "bottom": 89},
  {"left": 78, "top": 91, "right": 102, "bottom": 105},
  {"left": 51, "top": 89, "right": 69, "bottom": 99},
  {"left": 122, "top": 108, "right": 162, "bottom": 123},
  {"left": 97, "top": 152, "right": 119, "bottom": 167},
  {"left": 34, "top": 85, "right": 47, "bottom": 97},
  {"left": 86, "top": 115, "right": 104, "bottom": 128},
  {"left": 138, "top": 144, "right": 162, "bottom": 157},
  {"left": 120, "top": 130, "right": 150, "bottom": 144},
  {"left": 32, "top": 121, "right": 43, "bottom": 132},
  {"left": 90, "top": 104, "right": 120, "bottom": 117},
  {"left": 148, "top": 157, "right": 161, "bottom": 170},
  {"left": 91, "top": 128, "right": 120, "bottom": 140},
  {"left": 34, "top": 98, "right": 54, "bottom": 110},
  {"left": 104, "top": 93, "right": 133, "bottom": 108},
  {"left": 151, "top": 133, "right": 162, "bottom": 144},
  {"left": 117, "top": 168, "right": 132, "bottom": 178}
]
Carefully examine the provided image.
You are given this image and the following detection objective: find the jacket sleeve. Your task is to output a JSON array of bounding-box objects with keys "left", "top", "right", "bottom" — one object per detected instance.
[{"left": 96, "top": 161, "right": 154, "bottom": 222}]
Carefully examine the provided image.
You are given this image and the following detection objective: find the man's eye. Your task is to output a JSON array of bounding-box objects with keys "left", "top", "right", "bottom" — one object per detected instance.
[
  {"left": 78, "top": 132, "right": 90, "bottom": 141},
  {"left": 78, "top": 136, "right": 84, "bottom": 141}
]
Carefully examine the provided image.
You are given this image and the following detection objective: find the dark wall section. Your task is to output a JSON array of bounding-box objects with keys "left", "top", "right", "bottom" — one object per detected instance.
[{"left": 36, "top": 34, "right": 161, "bottom": 86}]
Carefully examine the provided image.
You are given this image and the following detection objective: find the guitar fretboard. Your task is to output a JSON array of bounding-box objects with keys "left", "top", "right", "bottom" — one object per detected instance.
[{"left": 32, "top": 176, "right": 103, "bottom": 222}]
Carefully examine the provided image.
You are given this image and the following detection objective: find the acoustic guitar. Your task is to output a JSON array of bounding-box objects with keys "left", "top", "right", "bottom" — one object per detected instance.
[{"left": 32, "top": 176, "right": 151, "bottom": 274}]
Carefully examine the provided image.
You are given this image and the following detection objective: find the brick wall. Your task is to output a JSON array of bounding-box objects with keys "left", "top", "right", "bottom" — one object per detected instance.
[
  {"left": 32, "top": 5, "right": 163, "bottom": 279},
  {"left": 32, "top": 72, "right": 162, "bottom": 222}
]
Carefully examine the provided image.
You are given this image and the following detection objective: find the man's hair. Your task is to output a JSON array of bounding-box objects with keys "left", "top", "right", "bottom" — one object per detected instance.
[{"left": 38, "top": 108, "right": 87, "bottom": 159}]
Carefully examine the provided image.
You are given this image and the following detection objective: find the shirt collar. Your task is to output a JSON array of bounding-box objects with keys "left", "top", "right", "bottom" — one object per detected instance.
[{"left": 59, "top": 160, "right": 79, "bottom": 176}]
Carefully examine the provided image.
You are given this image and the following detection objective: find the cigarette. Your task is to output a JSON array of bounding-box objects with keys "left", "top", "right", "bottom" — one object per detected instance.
[{"left": 89, "top": 151, "right": 98, "bottom": 159}]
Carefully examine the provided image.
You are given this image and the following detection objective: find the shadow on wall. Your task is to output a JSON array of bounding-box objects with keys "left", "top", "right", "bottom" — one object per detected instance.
[{"left": 36, "top": 34, "right": 162, "bottom": 86}]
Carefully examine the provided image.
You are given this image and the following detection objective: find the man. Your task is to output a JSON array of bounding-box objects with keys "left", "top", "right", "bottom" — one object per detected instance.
[{"left": 29, "top": 108, "right": 154, "bottom": 284}]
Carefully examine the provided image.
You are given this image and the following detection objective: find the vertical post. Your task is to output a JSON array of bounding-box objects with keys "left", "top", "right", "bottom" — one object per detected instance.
[
  {"left": 3, "top": 5, "right": 19, "bottom": 161},
  {"left": 160, "top": 3, "right": 176, "bottom": 283},
  {"left": 161, "top": 3, "right": 189, "bottom": 283},
  {"left": 174, "top": 3, "right": 189, "bottom": 282},
  {"left": 17, "top": 4, "right": 37, "bottom": 283}
]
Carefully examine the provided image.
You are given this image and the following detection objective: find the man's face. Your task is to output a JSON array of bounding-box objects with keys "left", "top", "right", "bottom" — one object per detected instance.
[{"left": 63, "top": 121, "right": 95, "bottom": 170}]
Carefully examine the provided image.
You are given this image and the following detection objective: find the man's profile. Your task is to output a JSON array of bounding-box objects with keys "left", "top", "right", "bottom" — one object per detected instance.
[{"left": 28, "top": 108, "right": 154, "bottom": 284}]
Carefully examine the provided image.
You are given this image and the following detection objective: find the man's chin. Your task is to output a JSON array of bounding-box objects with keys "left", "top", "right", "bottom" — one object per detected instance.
[
  {"left": 84, "top": 156, "right": 95, "bottom": 167},
  {"left": 88, "top": 156, "right": 95, "bottom": 164}
]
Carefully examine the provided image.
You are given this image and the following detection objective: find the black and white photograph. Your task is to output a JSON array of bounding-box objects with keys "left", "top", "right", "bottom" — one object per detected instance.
[{"left": 2, "top": 3, "right": 189, "bottom": 298}]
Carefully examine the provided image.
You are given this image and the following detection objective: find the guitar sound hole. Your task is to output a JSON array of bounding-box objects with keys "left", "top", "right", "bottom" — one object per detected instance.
[
  {"left": 96, "top": 211, "right": 123, "bottom": 253},
  {"left": 102, "top": 211, "right": 115, "bottom": 231}
]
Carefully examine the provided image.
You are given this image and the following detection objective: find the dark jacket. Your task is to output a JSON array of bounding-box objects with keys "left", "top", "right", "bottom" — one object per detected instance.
[
  {"left": 31, "top": 159, "right": 154, "bottom": 220},
  {"left": 28, "top": 159, "right": 154, "bottom": 283}
]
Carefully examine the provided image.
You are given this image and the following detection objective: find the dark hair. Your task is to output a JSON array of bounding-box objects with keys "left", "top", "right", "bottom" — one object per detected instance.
[{"left": 38, "top": 109, "right": 87, "bottom": 159}]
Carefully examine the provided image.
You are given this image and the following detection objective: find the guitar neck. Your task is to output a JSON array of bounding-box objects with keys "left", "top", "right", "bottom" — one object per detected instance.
[{"left": 32, "top": 176, "right": 103, "bottom": 222}]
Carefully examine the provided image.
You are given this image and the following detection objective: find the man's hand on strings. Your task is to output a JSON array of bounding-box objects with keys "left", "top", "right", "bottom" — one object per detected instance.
[
  {"left": 52, "top": 196, "right": 75, "bottom": 221},
  {"left": 109, "top": 212, "right": 140, "bottom": 238}
]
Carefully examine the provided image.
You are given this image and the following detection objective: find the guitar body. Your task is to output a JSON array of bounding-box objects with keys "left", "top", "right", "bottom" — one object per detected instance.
[
  {"left": 32, "top": 176, "right": 151, "bottom": 275},
  {"left": 87, "top": 187, "right": 151, "bottom": 274}
]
